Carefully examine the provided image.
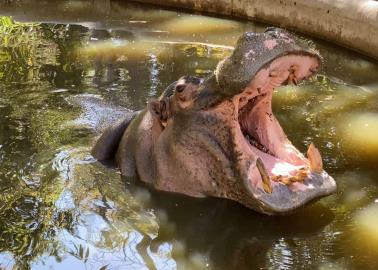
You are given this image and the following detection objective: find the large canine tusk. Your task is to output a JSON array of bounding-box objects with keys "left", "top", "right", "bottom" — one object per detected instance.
[
  {"left": 307, "top": 142, "right": 323, "bottom": 173},
  {"left": 256, "top": 158, "right": 272, "bottom": 193}
]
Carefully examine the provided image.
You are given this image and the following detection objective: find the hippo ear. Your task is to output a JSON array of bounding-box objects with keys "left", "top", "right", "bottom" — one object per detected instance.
[
  {"left": 148, "top": 98, "right": 170, "bottom": 122},
  {"left": 148, "top": 99, "right": 162, "bottom": 119}
]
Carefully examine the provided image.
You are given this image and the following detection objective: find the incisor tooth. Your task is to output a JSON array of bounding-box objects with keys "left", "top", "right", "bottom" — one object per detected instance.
[
  {"left": 269, "top": 70, "right": 278, "bottom": 77},
  {"left": 290, "top": 175, "right": 304, "bottom": 182},
  {"left": 298, "top": 171, "right": 308, "bottom": 178},
  {"left": 292, "top": 77, "right": 298, "bottom": 86},
  {"left": 256, "top": 158, "right": 272, "bottom": 194},
  {"left": 307, "top": 143, "right": 323, "bottom": 173},
  {"left": 280, "top": 177, "right": 291, "bottom": 185}
]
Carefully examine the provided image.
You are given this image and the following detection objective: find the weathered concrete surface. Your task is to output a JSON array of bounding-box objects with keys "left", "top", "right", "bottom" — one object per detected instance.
[{"left": 132, "top": 0, "right": 378, "bottom": 60}]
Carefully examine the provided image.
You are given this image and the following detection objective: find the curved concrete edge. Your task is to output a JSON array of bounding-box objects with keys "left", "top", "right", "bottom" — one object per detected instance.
[{"left": 131, "top": 0, "right": 378, "bottom": 60}]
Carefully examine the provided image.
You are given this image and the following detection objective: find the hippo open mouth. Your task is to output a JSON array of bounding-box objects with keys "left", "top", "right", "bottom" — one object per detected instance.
[
  {"left": 237, "top": 55, "right": 318, "bottom": 183},
  {"left": 201, "top": 28, "right": 337, "bottom": 214},
  {"left": 225, "top": 49, "right": 336, "bottom": 214}
]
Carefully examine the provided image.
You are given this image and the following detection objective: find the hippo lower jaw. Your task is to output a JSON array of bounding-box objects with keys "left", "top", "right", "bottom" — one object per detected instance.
[{"left": 233, "top": 53, "right": 337, "bottom": 214}]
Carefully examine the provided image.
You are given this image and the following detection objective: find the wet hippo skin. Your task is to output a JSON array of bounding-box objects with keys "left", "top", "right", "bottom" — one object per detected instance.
[{"left": 92, "top": 28, "right": 336, "bottom": 215}]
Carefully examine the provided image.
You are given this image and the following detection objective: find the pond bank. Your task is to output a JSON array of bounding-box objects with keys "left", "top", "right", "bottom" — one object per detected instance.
[{"left": 131, "top": 0, "right": 378, "bottom": 60}]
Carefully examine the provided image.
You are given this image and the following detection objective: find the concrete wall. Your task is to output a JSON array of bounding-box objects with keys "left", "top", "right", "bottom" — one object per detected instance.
[{"left": 132, "top": 0, "right": 378, "bottom": 60}]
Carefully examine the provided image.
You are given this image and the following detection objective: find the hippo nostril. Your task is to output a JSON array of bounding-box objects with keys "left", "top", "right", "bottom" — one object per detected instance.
[{"left": 264, "top": 27, "right": 279, "bottom": 38}]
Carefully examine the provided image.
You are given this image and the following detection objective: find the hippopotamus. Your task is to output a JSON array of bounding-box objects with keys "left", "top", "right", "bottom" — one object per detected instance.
[{"left": 92, "top": 28, "right": 336, "bottom": 215}]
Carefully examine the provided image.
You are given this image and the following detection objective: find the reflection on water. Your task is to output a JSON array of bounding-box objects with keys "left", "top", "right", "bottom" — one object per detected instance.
[
  {"left": 339, "top": 113, "right": 378, "bottom": 156},
  {"left": 0, "top": 1, "right": 378, "bottom": 269}
]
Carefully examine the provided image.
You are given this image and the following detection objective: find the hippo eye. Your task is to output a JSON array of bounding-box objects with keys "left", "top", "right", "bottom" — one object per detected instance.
[{"left": 176, "top": 84, "right": 186, "bottom": 93}]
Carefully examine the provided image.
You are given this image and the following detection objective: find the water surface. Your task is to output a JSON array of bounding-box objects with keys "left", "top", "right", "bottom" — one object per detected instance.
[{"left": 0, "top": 1, "right": 378, "bottom": 269}]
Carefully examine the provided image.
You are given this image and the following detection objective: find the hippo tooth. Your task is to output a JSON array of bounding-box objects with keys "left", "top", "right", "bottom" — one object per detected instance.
[
  {"left": 290, "top": 175, "right": 303, "bottom": 182},
  {"left": 280, "top": 177, "right": 292, "bottom": 185},
  {"left": 256, "top": 158, "right": 272, "bottom": 193},
  {"left": 286, "top": 74, "right": 298, "bottom": 86},
  {"left": 269, "top": 70, "right": 278, "bottom": 77},
  {"left": 296, "top": 167, "right": 309, "bottom": 179},
  {"left": 307, "top": 142, "right": 323, "bottom": 173},
  {"left": 297, "top": 170, "right": 308, "bottom": 178}
]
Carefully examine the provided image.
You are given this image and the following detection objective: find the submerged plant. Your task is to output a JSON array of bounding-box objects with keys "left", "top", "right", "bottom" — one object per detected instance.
[
  {"left": 0, "top": 17, "right": 89, "bottom": 84},
  {"left": 0, "top": 17, "right": 47, "bottom": 83}
]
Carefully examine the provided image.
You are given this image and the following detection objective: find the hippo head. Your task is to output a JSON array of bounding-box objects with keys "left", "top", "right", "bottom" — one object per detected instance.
[{"left": 152, "top": 28, "right": 336, "bottom": 214}]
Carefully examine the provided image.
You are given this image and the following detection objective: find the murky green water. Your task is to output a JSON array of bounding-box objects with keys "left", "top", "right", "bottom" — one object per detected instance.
[{"left": 1, "top": 1, "right": 378, "bottom": 269}]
